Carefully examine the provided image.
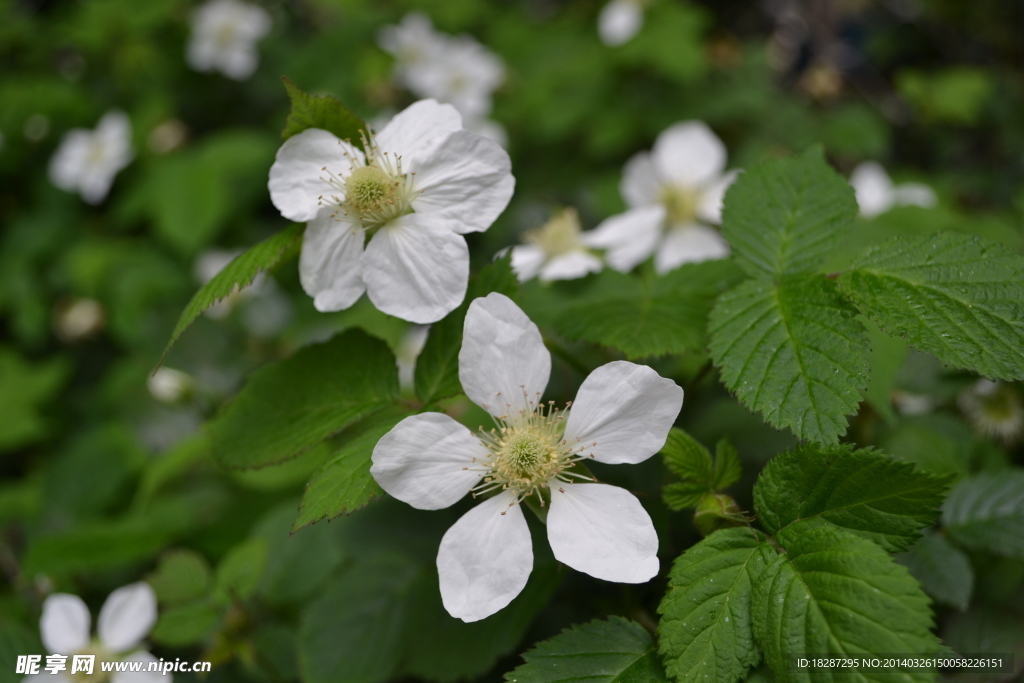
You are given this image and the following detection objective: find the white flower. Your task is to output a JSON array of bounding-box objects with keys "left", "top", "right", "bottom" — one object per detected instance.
[
  {"left": 28, "top": 583, "right": 164, "bottom": 682},
  {"left": 958, "top": 379, "right": 1024, "bottom": 443},
  {"left": 510, "top": 208, "right": 603, "bottom": 282},
  {"left": 48, "top": 111, "right": 133, "bottom": 204},
  {"left": 370, "top": 293, "right": 683, "bottom": 622},
  {"left": 598, "top": 0, "right": 645, "bottom": 46},
  {"left": 849, "top": 161, "right": 937, "bottom": 218},
  {"left": 268, "top": 99, "right": 515, "bottom": 323},
  {"left": 186, "top": 0, "right": 271, "bottom": 81},
  {"left": 378, "top": 12, "right": 445, "bottom": 90},
  {"left": 587, "top": 121, "right": 736, "bottom": 275},
  {"left": 147, "top": 367, "right": 195, "bottom": 404}
]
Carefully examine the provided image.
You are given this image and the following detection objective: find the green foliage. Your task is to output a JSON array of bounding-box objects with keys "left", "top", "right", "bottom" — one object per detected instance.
[
  {"left": 708, "top": 276, "right": 870, "bottom": 444},
  {"left": 658, "top": 528, "right": 766, "bottom": 683},
  {"left": 943, "top": 471, "right": 1024, "bottom": 559},
  {"left": 281, "top": 77, "right": 369, "bottom": 146},
  {"left": 0, "top": 348, "right": 69, "bottom": 453},
  {"left": 147, "top": 549, "right": 212, "bottom": 604},
  {"left": 839, "top": 233, "right": 1024, "bottom": 381},
  {"left": 253, "top": 502, "right": 346, "bottom": 604},
  {"left": 507, "top": 616, "right": 668, "bottom": 683},
  {"left": 880, "top": 414, "right": 973, "bottom": 478},
  {"left": 896, "top": 532, "right": 974, "bottom": 611},
  {"left": 214, "top": 538, "right": 268, "bottom": 604},
  {"left": 661, "top": 428, "right": 741, "bottom": 510},
  {"left": 896, "top": 67, "right": 995, "bottom": 125},
  {"left": 209, "top": 330, "right": 399, "bottom": 470},
  {"left": 0, "top": 620, "right": 42, "bottom": 683},
  {"left": 151, "top": 602, "right": 221, "bottom": 646}
]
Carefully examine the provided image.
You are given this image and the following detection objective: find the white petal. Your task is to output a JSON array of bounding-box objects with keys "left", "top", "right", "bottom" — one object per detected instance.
[
  {"left": 370, "top": 412, "right": 486, "bottom": 510},
  {"left": 111, "top": 651, "right": 165, "bottom": 683},
  {"left": 220, "top": 44, "right": 259, "bottom": 80},
  {"left": 409, "top": 129, "right": 514, "bottom": 234},
  {"left": 437, "top": 490, "right": 533, "bottom": 622},
  {"left": 510, "top": 244, "right": 546, "bottom": 282},
  {"left": 654, "top": 224, "right": 730, "bottom": 274},
  {"left": 48, "top": 131, "right": 91, "bottom": 192},
  {"left": 98, "top": 583, "right": 157, "bottom": 654},
  {"left": 563, "top": 360, "right": 682, "bottom": 464},
  {"left": 652, "top": 121, "right": 727, "bottom": 189},
  {"left": 40, "top": 594, "right": 90, "bottom": 654},
  {"left": 299, "top": 207, "right": 366, "bottom": 312},
  {"left": 892, "top": 182, "right": 937, "bottom": 209},
  {"left": 268, "top": 128, "right": 363, "bottom": 223},
  {"left": 362, "top": 212, "right": 469, "bottom": 324},
  {"left": 849, "top": 161, "right": 894, "bottom": 218},
  {"left": 583, "top": 205, "right": 665, "bottom": 272},
  {"left": 376, "top": 99, "right": 463, "bottom": 171},
  {"left": 539, "top": 252, "right": 603, "bottom": 281},
  {"left": 598, "top": 0, "right": 644, "bottom": 46},
  {"left": 459, "top": 293, "right": 550, "bottom": 420},
  {"left": 696, "top": 170, "right": 739, "bottom": 224},
  {"left": 619, "top": 151, "right": 661, "bottom": 208},
  {"left": 547, "top": 483, "right": 658, "bottom": 583}
]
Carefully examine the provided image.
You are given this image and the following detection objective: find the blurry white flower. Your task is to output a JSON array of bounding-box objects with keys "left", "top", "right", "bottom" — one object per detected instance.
[
  {"left": 598, "top": 0, "right": 645, "bottom": 46},
  {"left": 53, "top": 298, "right": 106, "bottom": 343},
  {"left": 462, "top": 116, "right": 508, "bottom": 148},
  {"left": 48, "top": 111, "right": 133, "bottom": 204},
  {"left": 147, "top": 119, "right": 188, "bottom": 154},
  {"left": 587, "top": 121, "right": 735, "bottom": 274},
  {"left": 396, "top": 324, "right": 430, "bottom": 390},
  {"left": 850, "top": 162, "right": 937, "bottom": 218},
  {"left": 958, "top": 379, "right": 1024, "bottom": 443},
  {"left": 371, "top": 293, "right": 682, "bottom": 622},
  {"left": 268, "top": 99, "right": 514, "bottom": 323},
  {"left": 378, "top": 12, "right": 444, "bottom": 88},
  {"left": 194, "top": 249, "right": 291, "bottom": 335},
  {"left": 147, "top": 367, "right": 195, "bottom": 404},
  {"left": 28, "top": 583, "right": 164, "bottom": 683},
  {"left": 187, "top": 0, "right": 271, "bottom": 81},
  {"left": 510, "top": 208, "right": 602, "bottom": 282},
  {"left": 892, "top": 391, "right": 934, "bottom": 416}
]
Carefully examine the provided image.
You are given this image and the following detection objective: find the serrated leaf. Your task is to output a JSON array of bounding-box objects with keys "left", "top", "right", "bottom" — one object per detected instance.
[
  {"left": 942, "top": 470, "right": 1024, "bottom": 559},
  {"left": 506, "top": 616, "right": 668, "bottom": 683},
  {"left": 713, "top": 439, "right": 742, "bottom": 489},
  {"left": 753, "top": 523, "right": 941, "bottom": 683},
  {"left": 708, "top": 276, "right": 870, "bottom": 444},
  {"left": 214, "top": 538, "right": 267, "bottom": 604},
  {"left": 549, "top": 260, "right": 746, "bottom": 359},
  {"left": 663, "top": 482, "right": 711, "bottom": 511},
  {"left": 209, "top": 329, "right": 399, "bottom": 470},
  {"left": 147, "top": 549, "right": 211, "bottom": 604},
  {"left": 159, "top": 224, "right": 303, "bottom": 364},
  {"left": 839, "top": 233, "right": 1024, "bottom": 380},
  {"left": 415, "top": 256, "right": 519, "bottom": 405},
  {"left": 753, "top": 444, "right": 949, "bottom": 552},
  {"left": 661, "top": 427, "right": 714, "bottom": 481},
  {"left": 661, "top": 429, "right": 742, "bottom": 511},
  {"left": 896, "top": 531, "right": 973, "bottom": 611},
  {"left": 658, "top": 527, "right": 768, "bottom": 683},
  {"left": 720, "top": 147, "right": 858, "bottom": 278},
  {"left": 281, "top": 77, "right": 368, "bottom": 145}
]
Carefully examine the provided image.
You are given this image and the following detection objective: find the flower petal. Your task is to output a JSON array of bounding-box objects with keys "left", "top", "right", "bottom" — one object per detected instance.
[
  {"left": 849, "top": 161, "right": 893, "bottom": 218},
  {"left": 299, "top": 207, "right": 366, "bottom": 312},
  {"left": 376, "top": 99, "right": 463, "bottom": 171},
  {"left": 539, "top": 252, "right": 603, "bottom": 281},
  {"left": 111, "top": 651, "right": 164, "bottom": 683},
  {"left": 268, "top": 128, "right": 363, "bottom": 223},
  {"left": 583, "top": 205, "right": 665, "bottom": 272},
  {"left": 40, "top": 594, "right": 91, "bottom": 654},
  {"left": 98, "top": 582, "right": 157, "bottom": 653},
  {"left": 548, "top": 483, "right": 658, "bottom": 583},
  {"left": 437, "top": 489, "right": 533, "bottom": 622},
  {"left": 510, "top": 244, "right": 546, "bottom": 282},
  {"left": 652, "top": 121, "right": 726, "bottom": 189},
  {"left": 459, "top": 292, "right": 550, "bottom": 419},
  {"left": 654, "top": 224, "right": 729, "bottom": 274},
  {"left": 563, "top": 360, "right": 683, "bottom": 464},
  {"left": 696, "top": 169, "right": 738, "bottom": 224},
  {"left": 409, "top": 129, "right": 514, "bottom": 234},
  {"left": 362, "top": 212, "right": 469, "bottom": 324},
  {"left": 619, "top": 151, "right": 660, "bottom": 208},
  {"left": 370, "top": 412, "right": 486, "bottom": 510}
]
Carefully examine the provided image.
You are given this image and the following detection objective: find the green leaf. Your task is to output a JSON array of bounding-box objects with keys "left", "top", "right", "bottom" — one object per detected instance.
[
  {"left": 839, "top": 233, "right": 1024, "bottom": 380},
  {"left": 506, "top": 616, "right": 668, "bottom": 683},
  {"left": 708, "top": 276, "right": 870, "bottom": 444},
  {"left": 547, "top": 260, "right": 745, "bottom": 359},
  {"left": 880, "top": 414, "right": 973, "bottom": 478},
  {"left": 942, "top": 470, "right": 1024, "bottom": 559},
  {"left": 0, "top": 620, "right": 42, "bottom": 683},
  {"left": 661, "top": 429, "right": 742, "bottom": 511},
  {"left": 753, "top": 523, "right": 941, "bottom": 683},
  {"left": 209, "top": 329, "right": 399, "bottom": 470},
  {"left": 663, "top": 482, "right": 713, "bottom": 511},
  {"left": 150, "top": 601, "right": 221, "bottom": 646},
  {"left": 713, "top": 439, "right": 742, "bottom": 490},
  {"left": 753, "top": 444, "right": 949, "bottom": 552},
  {"left": 252, "top": 502, "right": 345, "bottom": 605},
  {"left": 214, "top": 538, "right": 268, "bottom": 603},
  {"left": 720, "top": 147, "right": 858, "bottom": 279},
  {"left": 414, "top": 256, "right": 519, "bottom": 405},
  {"left": 661, "top": 428, "right": 715, "bottom": 482},
  {"left": 896, "top": 531, "right": 973, "bottom": 611},
  {"left": 282, "top": 77, "right": 368, "bottom": 146},
  {"left": 0, "top": 348, "right": 70, "bottom": 453},
  {"left": 159, "top": 224, "right": 303, "bottom": 363},
  {"left": 658, "top": 528, "right": 768, "bottom": 683},
  {"left": 147, "top": 549, "right": 212, "bottom": 604}
]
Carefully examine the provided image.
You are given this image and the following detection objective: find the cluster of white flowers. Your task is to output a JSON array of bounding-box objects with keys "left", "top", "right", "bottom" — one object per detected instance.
[
  {"left": 849, "top": 161, "right": 936, "bottom": 218},
  {"left": 378, "top": 13, "right": 506, "bottom": 145},
  {"left": 49, "top": 111, "right": 134, "bottom": 204},
  {"left": 186, "top": 0, "right": 271, "bottom": 81}
]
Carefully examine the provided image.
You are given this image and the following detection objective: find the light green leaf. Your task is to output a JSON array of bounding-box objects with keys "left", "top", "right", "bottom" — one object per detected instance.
[
  {"left": 896, "top": 531, "right": 973, "bottom": 611},
  {"left": 839, "top": 233, "right": 1024, "bottom": 380},
  {"left": 209, "top": 329, "right": 399, "bottom": 470},
  {"left": 753, "top": 523, "right": 941, "bottom": 683},
  {"left": 663, "top": 482, "right": 713, "bottom": 511},
  {"left": 661, "top": 428, "right": 742, "bottom": 510},
  {"left": 661, "top": 428, "right": 715, "bottom": 482},
  {"left": 214, "top": 538, "right": 268, "bottom": 603},
  {"left": 147, "top": 549, "right": 211, "bottom": 604},
  {"left": 159, "top": 224, "right": 303, "bottom": 363},
  {"left": 754, "top": 444, "right": 949, "bottom": 552},
  {"left": 506, "top": 616, "right": 668, "bottom": 683},
  {"left": 282, "top": 77, "right": 368, "bottom": 145},
  {"left": 658, "top": 527, "right": 768, "bottom": 683},
  {"left": 720, "top": 147, "right": 858, "bottom": 278},
  {"left": 708, "top": 276, "right": 870, "bottom": 444},
  {"left": 150, "top": 601, "right": 220, "bottom": 646},
  {"left": 942, "top": 470, "right": 1024, "bottom": 559},
  {"left": 713, "top": 439, "right": 742, "bottom": 490}
]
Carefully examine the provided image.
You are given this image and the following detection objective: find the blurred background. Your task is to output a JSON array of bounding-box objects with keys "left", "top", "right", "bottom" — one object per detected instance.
[{"left": 2, "top": 0, "right": 1023, "bottom": 681}]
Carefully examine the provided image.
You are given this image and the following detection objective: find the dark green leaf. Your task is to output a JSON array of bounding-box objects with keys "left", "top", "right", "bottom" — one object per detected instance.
[
  {"left": 943, "top": 470, "right": 1024, "bottom": 559},
  {"left": 881, "top": 414, "right": 973, "bottom": 478},
  {"left": 253, "top": 503, "right": 345, "bottom": 604},
  {"left": 0, "top": 620, "right": 42, "bottom": 683},
  {"left": 661, "top": 428, "right": 714, "bottom": 482},
  {"left": 896, "top": 531, "right": 973, "bottom": 611},
  {"left": 147, "top": 549, "right": 211, "bottom": 604},
  {"left": 282, "top": 77, "right": 368, "bottom": 146}
]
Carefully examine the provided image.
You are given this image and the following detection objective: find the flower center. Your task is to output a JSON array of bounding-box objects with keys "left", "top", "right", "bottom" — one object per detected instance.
[
  {"left": 345, "top": 165, "right": 396, "bottom": 214},
  {"left": 524, "top": 208, "right": 586, "bottom": 258},
  {"left": 320, "top": 135, "right": 419, "bottom": 230},
  {"left": 68, "top": 643, "right": 114, "bottom": 682},
  {"left": 659, "top": 184, "right": 700, "bottom": 224}
]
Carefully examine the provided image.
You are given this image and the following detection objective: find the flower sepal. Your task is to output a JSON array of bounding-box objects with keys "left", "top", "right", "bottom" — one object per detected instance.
[{"left": 692, "top": 492, "right": 751, "bottom": 537}]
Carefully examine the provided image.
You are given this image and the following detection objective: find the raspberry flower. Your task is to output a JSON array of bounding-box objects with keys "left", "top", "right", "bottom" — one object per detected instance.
[
  {"left": 370, "top": 293, "right": 683, "bottom": 622},
  {"left": 849, "top": 161, "right": 937, "bottom": 218},
  {"left": 48, "top": 111, "right": 133, "bottom": 205},
  {"left": 186, "top": 0, "right": 271, "bottom": 81},
  {"left": 587, "top": 121, "right": 735, "bottom": 274},
  {"left": 510, "top": 208, "right": 603, "bottom": 282},
  {"left": 268, "top": 99, "right": 514, "bottom": 324}
]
